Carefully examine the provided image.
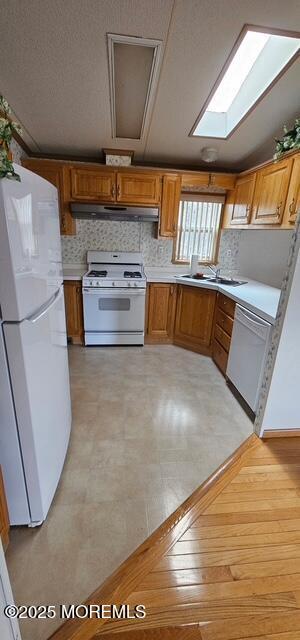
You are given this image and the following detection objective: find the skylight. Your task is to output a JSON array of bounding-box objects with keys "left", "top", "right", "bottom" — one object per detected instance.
[{"left": 191, "top": 27, "right": 300, "bottom": 139}]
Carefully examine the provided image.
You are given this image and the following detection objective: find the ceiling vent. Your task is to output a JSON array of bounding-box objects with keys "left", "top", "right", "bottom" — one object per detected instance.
[{"left": 107, "top": 34, "right": 162, "bottom": 140}]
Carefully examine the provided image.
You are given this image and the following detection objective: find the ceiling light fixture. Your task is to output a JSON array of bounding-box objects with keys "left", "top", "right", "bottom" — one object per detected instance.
[{"left": 201, "top": 147, "right": 218, "bottom": 162}]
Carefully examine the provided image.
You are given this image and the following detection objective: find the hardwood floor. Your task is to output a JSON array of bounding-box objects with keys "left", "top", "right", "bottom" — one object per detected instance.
[{"left": 49, "top": 435, "right": 300, "bottom": 640}]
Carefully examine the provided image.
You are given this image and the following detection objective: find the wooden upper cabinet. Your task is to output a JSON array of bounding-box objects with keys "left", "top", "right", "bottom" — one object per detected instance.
[
  {"left": 209, "top": 173, "right": 236, "bottom": 190},
  {"left": 251, "top": 157, "right": 293, "bottom": 225},
  {"left": 181, "top": 172, "right": 210, "bottom": 190},
  {"left": 159, "top": 174, "right": 182, "bottom": 237},
  {"left": 70, "top": 167, "right": 116, "bottom": 202},
  {"left": 231, "top": 173, "right": 257, "bottom": 225},
  {"left": 116, "top": 171, "right": 161, "bottom": 205},
  {"left": 283, "top": 155, "right": 300, "bottom": 224},
  {"left": 146, "top": 283, "right": 177, "bottom": 343},
  {"left": 174, "top": 285, "right": 216, "bottom": 355},
  {"left": 22, "top": 159, "right": 75, "bottom": 235}
]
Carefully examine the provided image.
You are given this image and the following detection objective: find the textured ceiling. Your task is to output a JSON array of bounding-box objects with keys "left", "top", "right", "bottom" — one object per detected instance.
[{"left": 0, "top": 0, "right": 299, "bottom": 170}]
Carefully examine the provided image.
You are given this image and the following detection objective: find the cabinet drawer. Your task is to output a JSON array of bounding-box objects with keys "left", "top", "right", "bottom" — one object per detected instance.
[
  {"left": 212, "top": 339, "right": 228, "bottom": 376},
  {"left": 216, "top": 308, "right": 234, "bottom": 336},
  {"left": 214, "top": 324, "right": 231, "bottom": 352},
  {"left": 218, "top": 293, "right": 235, "bottom": 318}
]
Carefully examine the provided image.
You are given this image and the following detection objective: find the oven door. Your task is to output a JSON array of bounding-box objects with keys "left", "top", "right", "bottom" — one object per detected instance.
[{"left": 82, "top": 287, "right": 146, "bottom": 334}]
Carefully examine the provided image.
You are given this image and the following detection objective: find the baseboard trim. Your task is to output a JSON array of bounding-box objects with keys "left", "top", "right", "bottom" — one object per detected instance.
[
  {"left": 263, "top": 429, "right": 300, "bottom": 438},
  {"left": 48, "top": 433, "right": 259, "bottom": 640}
]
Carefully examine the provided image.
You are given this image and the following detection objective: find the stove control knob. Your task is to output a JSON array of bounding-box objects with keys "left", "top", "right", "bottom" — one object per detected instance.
[
  {"left": 112, "top": 281, "right": 115, "bottom": 286},
  {"left": 127, "top": 282, "right": 131, "bottom": 287},
  {"left": 134, "top": 282, "right": 137, "bottom": 287},
  {"left": 89, "top": 280, "right": 93, "bottom": 286},
  {"left": 96, "top": 281, "right": 99, "bottom": 286}
]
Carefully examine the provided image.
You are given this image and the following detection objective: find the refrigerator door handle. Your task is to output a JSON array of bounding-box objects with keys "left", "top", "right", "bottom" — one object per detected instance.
[{"left": 26, "top": 287, "right": 63, "bottom": 324}]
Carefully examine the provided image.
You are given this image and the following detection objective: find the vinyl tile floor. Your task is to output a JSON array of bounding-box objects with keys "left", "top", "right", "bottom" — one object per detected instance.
[{"left": 6, "top": 345, "right": 252, "bottom": 640}]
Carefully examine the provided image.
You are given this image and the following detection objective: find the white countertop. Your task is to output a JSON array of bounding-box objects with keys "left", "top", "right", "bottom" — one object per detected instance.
[
  {"left": 63, "top": 264, "right": 281, "bottom": 325},
  {"left": 63, "top": 265, "right": 86, "bottom": 280}
]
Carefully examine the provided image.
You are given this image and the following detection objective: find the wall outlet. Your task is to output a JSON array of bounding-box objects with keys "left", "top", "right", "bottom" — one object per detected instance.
[
  {"left": 157, "top": 245, "right": 164, "bottom": 256},
  {"left": 226, "top": 249, "right": 232, "bottom": 257}
]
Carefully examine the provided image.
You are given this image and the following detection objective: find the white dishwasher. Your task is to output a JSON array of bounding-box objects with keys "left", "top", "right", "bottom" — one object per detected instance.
[{"left": 227, "top": 304, "right": 272, "bottom": 413}]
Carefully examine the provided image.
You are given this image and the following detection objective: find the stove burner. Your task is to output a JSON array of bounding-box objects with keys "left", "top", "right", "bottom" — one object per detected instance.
[
  {"left": 124, "top": 271, "right": 142, "bottom": 278},
  {"left": 88, "top": 270, "right": 108, "bottom": 277}
]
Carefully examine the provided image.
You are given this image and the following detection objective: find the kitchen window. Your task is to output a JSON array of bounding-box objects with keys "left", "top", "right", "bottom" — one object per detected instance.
[{"left": 174, "top": 194, "right": 224, "bottom": 264}]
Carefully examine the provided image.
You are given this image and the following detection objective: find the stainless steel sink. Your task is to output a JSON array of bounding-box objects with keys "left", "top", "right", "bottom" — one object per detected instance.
[
  {"left": 207, "top": 277, "right": 247, "bottom": 286},
  {"left": 179, "top": 274, "right": 247, "bottom": 286}
]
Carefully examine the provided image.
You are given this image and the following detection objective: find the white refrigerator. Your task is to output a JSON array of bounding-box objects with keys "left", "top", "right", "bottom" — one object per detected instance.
[{"left": 0, "top": 164, "right": 71, "bottom": 526}]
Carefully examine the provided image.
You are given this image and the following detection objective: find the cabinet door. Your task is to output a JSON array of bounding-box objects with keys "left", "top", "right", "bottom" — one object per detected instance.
[
  {"left": 146, "top": 283, "right": 176, "bottom": 343},
  {"left": 22, "top": 159, "right": 75, "bottom": 235},
  {"left": 71, "top": 167, "right": 116, "bottom": 202},
  {"left": 252, "top": 158, "right": 292, "bottom": 225},
  {"left": 174, "top": 285, "right": 216, "bottom": 355},
  {"left": 0, "top": 468, "right": 9, "bottom": 551},
  {"left": 283, "top": 155, "right": 300, "bottom": 224},
  {"left": 64, "top": 281, "right": 83, "bottom": 344},
  {"left": 159, "top": 174, "right": 182, "bottom": 237},
  {"left": 117, "top": 172, "right": 161, "bottom": 205},
  {"left": 231, "top": 173, "right": 256, "bottom": 224}
]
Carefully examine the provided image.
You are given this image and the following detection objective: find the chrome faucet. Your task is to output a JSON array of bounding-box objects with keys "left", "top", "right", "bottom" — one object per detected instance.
[{"left": 206, "top": 265, "right": 221, "bottom": 280}]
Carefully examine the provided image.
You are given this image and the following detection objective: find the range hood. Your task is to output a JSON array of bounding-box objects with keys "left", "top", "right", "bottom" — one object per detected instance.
[{"left": 70, "top": 203, "right": 159, "bottom": 222}]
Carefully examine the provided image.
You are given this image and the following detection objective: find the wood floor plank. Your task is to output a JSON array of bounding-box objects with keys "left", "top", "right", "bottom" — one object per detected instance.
[
  {"left": 199, "top": 611, "right": 300, "bottom": 640},
  {"left": 181, "top": 520, "right": 284, "bottom": 541},
  {"left": 231, "top": 558, "right": 300, "bottom": 581},
  {"left": 238, "top": 464, "right": 300, "bottom": 475},
  {"left": 223, "top": 479, "right": 300, "bottom": 492},
  {"left": 215, "top": 488, "right": 300, "bottom": 503},
  {"left": 241, "top": 634, "right": 300, "bottom": 640},
  {"left": 171, "top": 531, "right": 300, "bottom": 554},
  {"left": 101, "top": 594, "right": 297, "bottom": 635},
  {"left": 228, "top": 467, "right": 299, "bottom": 486},
  {"left": 157, "top": 544, "right": 300, "bottom": 571},
  {"left": 100, "top": 626, "right": 203, "bottom": 639},
  {"left": 128, "top": 575, "right": 300, "bottom": 608},
  {"left": 191, "top": 507, "right": 300, "bottom": 527},
  {"left": 205, "top": 497, "right": 300, "bottom": 515},
  {"left": 139, "top": 566, "right": 233, "bottom": 590}
]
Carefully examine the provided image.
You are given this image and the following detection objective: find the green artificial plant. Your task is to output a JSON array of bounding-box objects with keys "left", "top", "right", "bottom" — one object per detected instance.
[
  {"left": 274, "top": 117, "right": 300, "bottom": 160},
  {"left": 0, "top": 95, "right": 22, "bottom": 181}
]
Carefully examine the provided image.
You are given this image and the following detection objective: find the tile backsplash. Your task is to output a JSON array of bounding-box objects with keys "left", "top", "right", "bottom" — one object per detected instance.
[{"left": 61, "top": 221, "right": 241, "bottom": 272}]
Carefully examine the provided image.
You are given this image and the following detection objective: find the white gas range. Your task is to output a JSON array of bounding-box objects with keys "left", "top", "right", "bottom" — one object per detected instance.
[{"left": 82, "top": 251, "right": 146, "bottom": 346}]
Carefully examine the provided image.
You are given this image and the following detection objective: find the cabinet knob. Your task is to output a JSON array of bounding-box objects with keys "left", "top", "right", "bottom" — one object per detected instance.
[
  {"left": 276, "top": 202, "right": 282, "bottom": 216},
  {"left": 111, "top": 184, "right": 116, "bottom": 198},
  {"left": 117, "top": 184, "right": 120, "bottom": 198}
]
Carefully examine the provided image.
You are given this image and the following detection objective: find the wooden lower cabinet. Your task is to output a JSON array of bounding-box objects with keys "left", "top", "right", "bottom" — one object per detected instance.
[
  {"left": 212, "top": 292, "right": 236, "bottom": 376},
  {"left": 64, "top": 280, "right": 84, "bottom": 344},
  {"left": 146, "top": 283, "right": 177, "bottom": 343},
  {"left": 174, "top": 285, "right": 216, "bottom": 355},
  {"left": 0, "top": 468, "right": 9, "bottom": 550}
]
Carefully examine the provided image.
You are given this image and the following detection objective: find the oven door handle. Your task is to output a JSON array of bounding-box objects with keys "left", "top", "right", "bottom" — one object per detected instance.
[{"left": 83, "top": 287, "right": 146, "bottom": 296}]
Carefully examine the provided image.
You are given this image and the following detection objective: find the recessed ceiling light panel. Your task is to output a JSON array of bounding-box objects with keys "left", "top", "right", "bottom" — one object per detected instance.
[
  {"left": 107, "top": 34, "right": 162, "bottom": 140},
  {"left": 191, "top": 26, "right": 300, "bottom": 139}
]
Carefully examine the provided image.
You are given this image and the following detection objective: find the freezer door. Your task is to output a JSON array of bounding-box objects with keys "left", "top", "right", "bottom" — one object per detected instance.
[
  {"left": 0, "top": 328, "right": 30, "bottom": 525},
  {"left": 3, "top": 285, "right": 71, "bottom": 524},
  {"left": 0, "top": 164, "right": 62, "bottom": 321}
]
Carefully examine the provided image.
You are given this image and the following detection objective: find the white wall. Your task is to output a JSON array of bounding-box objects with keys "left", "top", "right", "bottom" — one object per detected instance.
[
  {"left": 238, "top": 230, "right": 293, "bottom": 288},
  {"left": 260, "top": 243, "right": 300, "bottom": 432}
]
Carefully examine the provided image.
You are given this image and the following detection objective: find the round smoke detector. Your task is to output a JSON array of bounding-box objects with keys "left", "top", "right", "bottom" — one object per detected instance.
[{"left": 201, "top": 147, "right": 218, "bottom": 163}]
